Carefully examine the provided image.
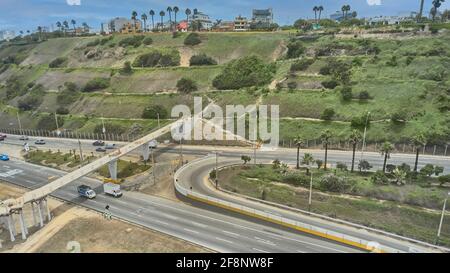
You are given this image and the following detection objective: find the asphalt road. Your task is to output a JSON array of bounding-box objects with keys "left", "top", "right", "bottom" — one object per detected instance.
[
  {"left": 2, "top": 134, "right": 449, "bottom": 174},
  {"left": 0, "top": 159, "right": 361, "bottom": 253}
]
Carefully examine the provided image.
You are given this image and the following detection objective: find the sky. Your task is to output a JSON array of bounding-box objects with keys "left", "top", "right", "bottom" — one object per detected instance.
[{"left": 0, "top": 0, "right": 449, "bottom": 32}]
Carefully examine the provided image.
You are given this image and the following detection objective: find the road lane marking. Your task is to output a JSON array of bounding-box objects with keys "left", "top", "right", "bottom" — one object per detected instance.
[
  {"left": 222, "top": 230, "right": 240, "bottom": 237},
  {"left": 154, "top": 220, "right": 169, "bottom": 226},
  {"left": 215, "top": 237, "right": 234, "bottom": 244},
  {"left": 252, "top": 248, "right": 270, "bottom": 253},
  {"left": 184, "top": 228, "right": 199, "bottom": 234},
  {"left": 255, "top": 237, "right": 276, "bottom": 246},
  {"left": 190, "top": 221, "right": 208, "bottom": 228}
]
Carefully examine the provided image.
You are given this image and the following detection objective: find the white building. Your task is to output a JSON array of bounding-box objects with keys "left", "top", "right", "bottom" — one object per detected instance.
[
  {"left": 365, "top": 15, "right": 413, "bottom": 26},
  {"left": 0, "top": 30, "right": 16, "bottom": 41},
  {"left": 189, "top": 9, "right": 213, "bottom": 30}
]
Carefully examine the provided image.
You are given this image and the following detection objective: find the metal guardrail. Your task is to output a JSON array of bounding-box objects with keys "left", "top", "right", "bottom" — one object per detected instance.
[{"left": 174, "top": 156, "right": 400, "bottom": 253}]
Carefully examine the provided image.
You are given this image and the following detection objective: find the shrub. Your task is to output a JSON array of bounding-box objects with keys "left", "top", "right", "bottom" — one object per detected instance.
[
  {"left": 56, "top": 107, "right": 69, "bottom": 115},
  {"left": 184, "top": 33, "right": 201, "bottom": 46},
  {"left": 321, "top": 108, "right": 335, "bottom": 120},
  {"left": 391, "top": 111, "right": 407, "bottom": 123},
  {"left": 282, "top": 173, "right": 309, "bottom": 187},
  {"left": 142, "top": 37, "right": 153, "bottom": 45},
  {"left": 120, "top": 61, "right": 133, "bottom": 75},
  {"left": 176, "top": 78, "right": 198, "bottom": 93},
  {"left": 336, "top": 162, "right": 348, "bottom": 171},
  {"left": 49, "top": 57, "right": 67, "bottom": 68},
  {"left": 18, "top": 96, "right": 42, "bottom": 111},
  {"left": 189, "top": 54, "right": 217, "bottom": 66},
  {"left": 57, "top": 82, "right": 80, "bottom": 106},
  {"left": 319, "top": 174, "right": 352, "bottom": 193},
  {"left": 37, "top": 115, "right": 64, "bottom": 131},
  {"left": 386, "top": 164, "right": 397, "bottom": 173},
  {"left": 93, "top": 123, "right": 125, "bottom": 135},
  {"left": 406, "top": 56, "right": 414, "bottom": 66},
  {"left": 321, "top": 80, "right": 338, "bottom": 89},
  {"left": 133, "top": 50, "right": 180, "bottom": 67},
  {"left": 438, "top": 174, "right": 450, "bottom": 186},
  {"left": 386, "top": 55, "right": 398, "bottom": 67},
  {"left": 340, "top": 86, "right": 353, "bottom": 101},
  {"left": 358, "top": 91, "right": 371, "bottom": 100},
  {"left": 142, "top": 105, "right": 168, "bottom": 119},
  {"left": 287, "top": 82, "right": 297, "bottom": 90},
  {"left": 86, "top": 39, "right": 100, "bottom": 47},
  {"left": 371, "top": 171, "right": 389, "bottom": 185},
  {"left": 351, "top": 114, "right": 371, "bottom": 129},
  {"left": 83, "top": 77, "right": 110, "bottom": 92},
  {"left": 118, "top": 35, "right": 145, "bottom": 47},
  {"left": 212, "top": 56, "right": 276, "bottom": 90},
  {"left": 420, "top": 164, "right": 435, "bottom": 177},
  {"left": 358, "top": 160, "right": 372, "bottom": 172},
  {"left": 286, "top": 41, "right": 306, "bottom": 59},
  {"left": 290, "top": 59, "right": 315, "bottom": 71}
]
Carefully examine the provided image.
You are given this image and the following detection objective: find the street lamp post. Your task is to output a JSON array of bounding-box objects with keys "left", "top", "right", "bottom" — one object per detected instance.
[
  {"left": 215, "top": 151, "right": 219, "bottom": 189},
  {"left": 436, "top": 192, "right": 450, "bottom": 245},
  {"left": 308, "top": 168, "right": 313, "bottom": 212},
  {"left": 359, "top": 111, "right": 371, "bottom": 163}
]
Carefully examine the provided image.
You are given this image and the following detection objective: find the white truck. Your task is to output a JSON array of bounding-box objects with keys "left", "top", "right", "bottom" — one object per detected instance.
[{"left": 103, "top": 183, "right": 123, "bottom": 198}]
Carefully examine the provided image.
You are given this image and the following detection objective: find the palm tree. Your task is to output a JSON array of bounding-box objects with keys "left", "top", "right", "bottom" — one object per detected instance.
[
  {"left": 71, "top": 19, "right": 76, "bottom": 31},
  {"left": 418, "top": 0, "right": 425, "bottom": 22},
  {"left": 167, "top": 7, "right": 173, "bottom": 31},
  {"left": 293, "top": 136, "right": 304, "bottom": 169},
  {"left": 185, "top": 8, "right": 192, "bottom": 31},
  {"left": 348, "top": 130, "right": 362, "bottom": 173},
  {"left": 159, "top": 11, "right": 166, "bottom": 31},
  {"left": 149, "top": 10, "right": 155, "bottom": 31},
  {"left": 380, "top": 142, "right": 394, "bottom": 173},
  {"left": 63, "top": 21, "right": 69, "bottom": 36},
  {"left": 56, "top": 21, "right": 62, "bottom": 31},
  {"left": 313, "top": 6, "right": 319, "bottom": 23},
  {"left": 131, "top": 11, "right": 138, "bottom": 31},
  {"left": 141, "top": 13, "right": 148, "bottom": 32},
  {"left": 82, "top": 22, "right": 89, "bottom": 32},
  {"left": 342, "top": 5, "right": 351, "bottom": 20},
  {"left": 173, "top": 6, "right": 179, "bottom": 31},
  {"left": 412, "top": 133, "right": 427, "bottom": 173},
  {"left": 431, "top": 0, "right": 445, "bottom": 21},
  {"left": 320, "top": 130, "right": 333, "bottom": 171},
  {"left": 302, "top": 153, "right": 315, "bottom": 175},
  {"left": 318, "top": 6, "right": 324, "bottom": 21}
]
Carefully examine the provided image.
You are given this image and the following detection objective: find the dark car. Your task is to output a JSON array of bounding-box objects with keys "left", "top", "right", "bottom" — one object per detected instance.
[
  {"left": 93, "top": 140, "right": 105, "bottom": 146},
  {"left": 0, "top": 133, "right": 6, "bottom": 141},
  {"left": 35, "top": 139, "right": 46, "bottom": 145},
  {"left": 96, "top": 147, "right": 107, "bottom": 152}
]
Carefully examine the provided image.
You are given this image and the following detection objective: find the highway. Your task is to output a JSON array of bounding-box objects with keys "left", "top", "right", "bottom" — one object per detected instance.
[
  {"left": 0, "top": 159, "right": 361, "bottom": 253},
  {"left": 2, "top": 134, "right": 450, "bottom": 174}
]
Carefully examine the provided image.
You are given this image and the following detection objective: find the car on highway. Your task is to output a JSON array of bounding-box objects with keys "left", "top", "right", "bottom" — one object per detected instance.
[
  {"left": 0, "top": 154, "right": 9, "bottom": 161},
  {"left": 77, "top": 185, "right": 96, "bottom": 199},
  {"left": 19, "top": 135, "right": 29, "bottom": 141},
  {"left": 0, "top": 133, "right": 6, "bottom": 141},
  {"left": 35, "top": 139, "right": 46, "bottom": 145},
  {"left": 96, "top": 147, "right": 107, "bottom": 152},
  {"left": 105, "top": 143, "right": 116, "bottom": 149},
  {"left": 93, "top": 140, "right": 105, "bottom": 146}
]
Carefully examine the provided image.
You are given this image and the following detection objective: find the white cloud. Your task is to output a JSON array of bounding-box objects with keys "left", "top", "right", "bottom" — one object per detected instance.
[
  {"left": 66, "top": 0, "right": 81, "bottom": 6},
  {"left": 367, "top": 0, "right": 382, "bottom": 6}
]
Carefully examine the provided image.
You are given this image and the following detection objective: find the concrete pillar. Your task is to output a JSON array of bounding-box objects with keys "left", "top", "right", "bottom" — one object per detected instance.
[
  {"left": 108, "top": 160, "right": 118, "bottom": 180},
  {"left": 44, "top": 198, "right": 51, "bottom": 221},
  {"left": 142, "top": 143, "right": 150, "bottom": 161},
  {"left": 6, "top": 215, "right": 15, "bottom": 242},
  {"left": 9, "top": 214, "right": 17, "bottom": 236},
  {"left": 31, "top": 202, "right": 38, "bottom": 227},
  {"left": 18, "top": 210, "right": 27, "bottom": 240},
  {"left": 37, "top": 201, "right": 44, "bottom": 227}
]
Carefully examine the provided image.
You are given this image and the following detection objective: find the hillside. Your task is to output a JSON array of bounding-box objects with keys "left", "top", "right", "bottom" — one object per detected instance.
[{"left": 0, "top": 31, "right": 449, "bottom": 146}]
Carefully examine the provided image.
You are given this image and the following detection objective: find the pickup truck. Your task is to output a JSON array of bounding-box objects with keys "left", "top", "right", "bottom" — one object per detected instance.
[
  {"left": 77, "top": 185, "right": 96, "bottom": 199},
  {"left": 103, "top": 182, "right": 122, "bottom": 198}
]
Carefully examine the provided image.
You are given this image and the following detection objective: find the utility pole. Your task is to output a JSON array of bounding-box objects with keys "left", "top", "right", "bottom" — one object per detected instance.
[
  {"left": 180, "top": 138, "right": 183, "bottom": 166},
  {"left": 308, "top": 169, "right": 313, "bottom": 212},
  {"left": 17, "top": 112, "right": 23, "bottom": 136},
  {"left": 101, "top": 116, "right": 106, "bottom": 140},
  {"left": 215, "top": 151, "right": 219, "bottom": 189},
  {"left": 360, "top": 111, "right": 371, "bottom": 163},
  {"left": 151, "top": 147, "right": 156, "bottom": 184},
  {"left": 157, "top": 113, "right": 160, "bottom": 128},
  {"left": 78, "top": 138, "right": 84, "bottom": 165},
  {"left": 54, "top": 112, "right": 60, "bottom": 137},
  {"left": 436, "top": 192, "right": 450, "bottom": 245}
]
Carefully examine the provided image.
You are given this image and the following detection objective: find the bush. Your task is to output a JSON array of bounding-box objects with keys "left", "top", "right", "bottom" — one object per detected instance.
[
  {"left": 118, "top": 35, "right": 145, "bottom": 47},
  {"left": 49, "top": 57, "right": 67, "bottom": 68},
  {"left": 321, "top": 80, "right": 338, "bottom": 89},
  {"left": 386, "top": 55, "right": 398, "bottom": 67},
  {"left": 142, "top": 37, "right": 153, "bottom": 45},
  {"left": 57, "top": 82, "right": 80, "bottom": 106},
  {"left": 212, "top": 56, "right": 276, "bottom": 90},
  {"left": 120, "top": 61, "right": 133, "bottom": 75},
  {"left": 319, "top": 174, "right": 352, "bottom": 193},
  {"left": 358, "top": 91, "right": 371, "bottom": 100},
  {"left": 189, "top": 54, "right": 217, "bottom": 66},
  {"left": 290, "top": 59, "right": 315, "bottom": 71},
  {"left": 351, "top": 114, "right": 370, "bottom": 129},
  {"left": 37, "top": 115, "right": 64, "bottom": 131},
  {"left": 321, "top": 108, "right": 335, "bottom": 120},
  {"left": 438, "top": 174, "right": 450, "bottom": 186},
  {"left": 287, "top": 82, "right": 297, "bottom": 90},
  {"left": 176, "top": 78, "right": 198, "bottom": 93},
  {"left": 184, "top": 33, "right": 201, "bottom": 46},
  {"left": 93, "top": 123, "right": 125, "bottom": 135},
  {"left": 83, "top": 77, "right": 110, "bottom": 92},
  {"left": 282, "top": 173, "right": 309, "bottom": 187},
  {"left": 56, "top": 107, "right": 69, "bottom": 115},
  {"left": 18, "top": 96, "right": 42, "bottom": 111},
  {"left": 371, "top": 171, "right": 389, "bottom": 185},
  {"left": 133, "top": 50, "right": 180, "bottom": 67},
  {"left": 142, "top": 105, "right": 168, "bottom": 119},
  {"left": 336, "top": 162, "right": 348, "bottom": 171},
  {"left": 340, "top": 86, "right": 353, "bottom": 101},
  {"left": 358, "top": 160, "right": 372, "bottom": 172},
  {"left": 286, "top": 41, "right": 306, "bottom": 59}
]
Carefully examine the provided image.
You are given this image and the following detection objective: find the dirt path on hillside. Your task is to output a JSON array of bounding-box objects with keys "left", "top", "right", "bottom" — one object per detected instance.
[
  {"left": 271, "top": 40, "right": 288, "bottom": 61},
  {"left": 178, "top": 47, "right": 195, "bottom": 67}
]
